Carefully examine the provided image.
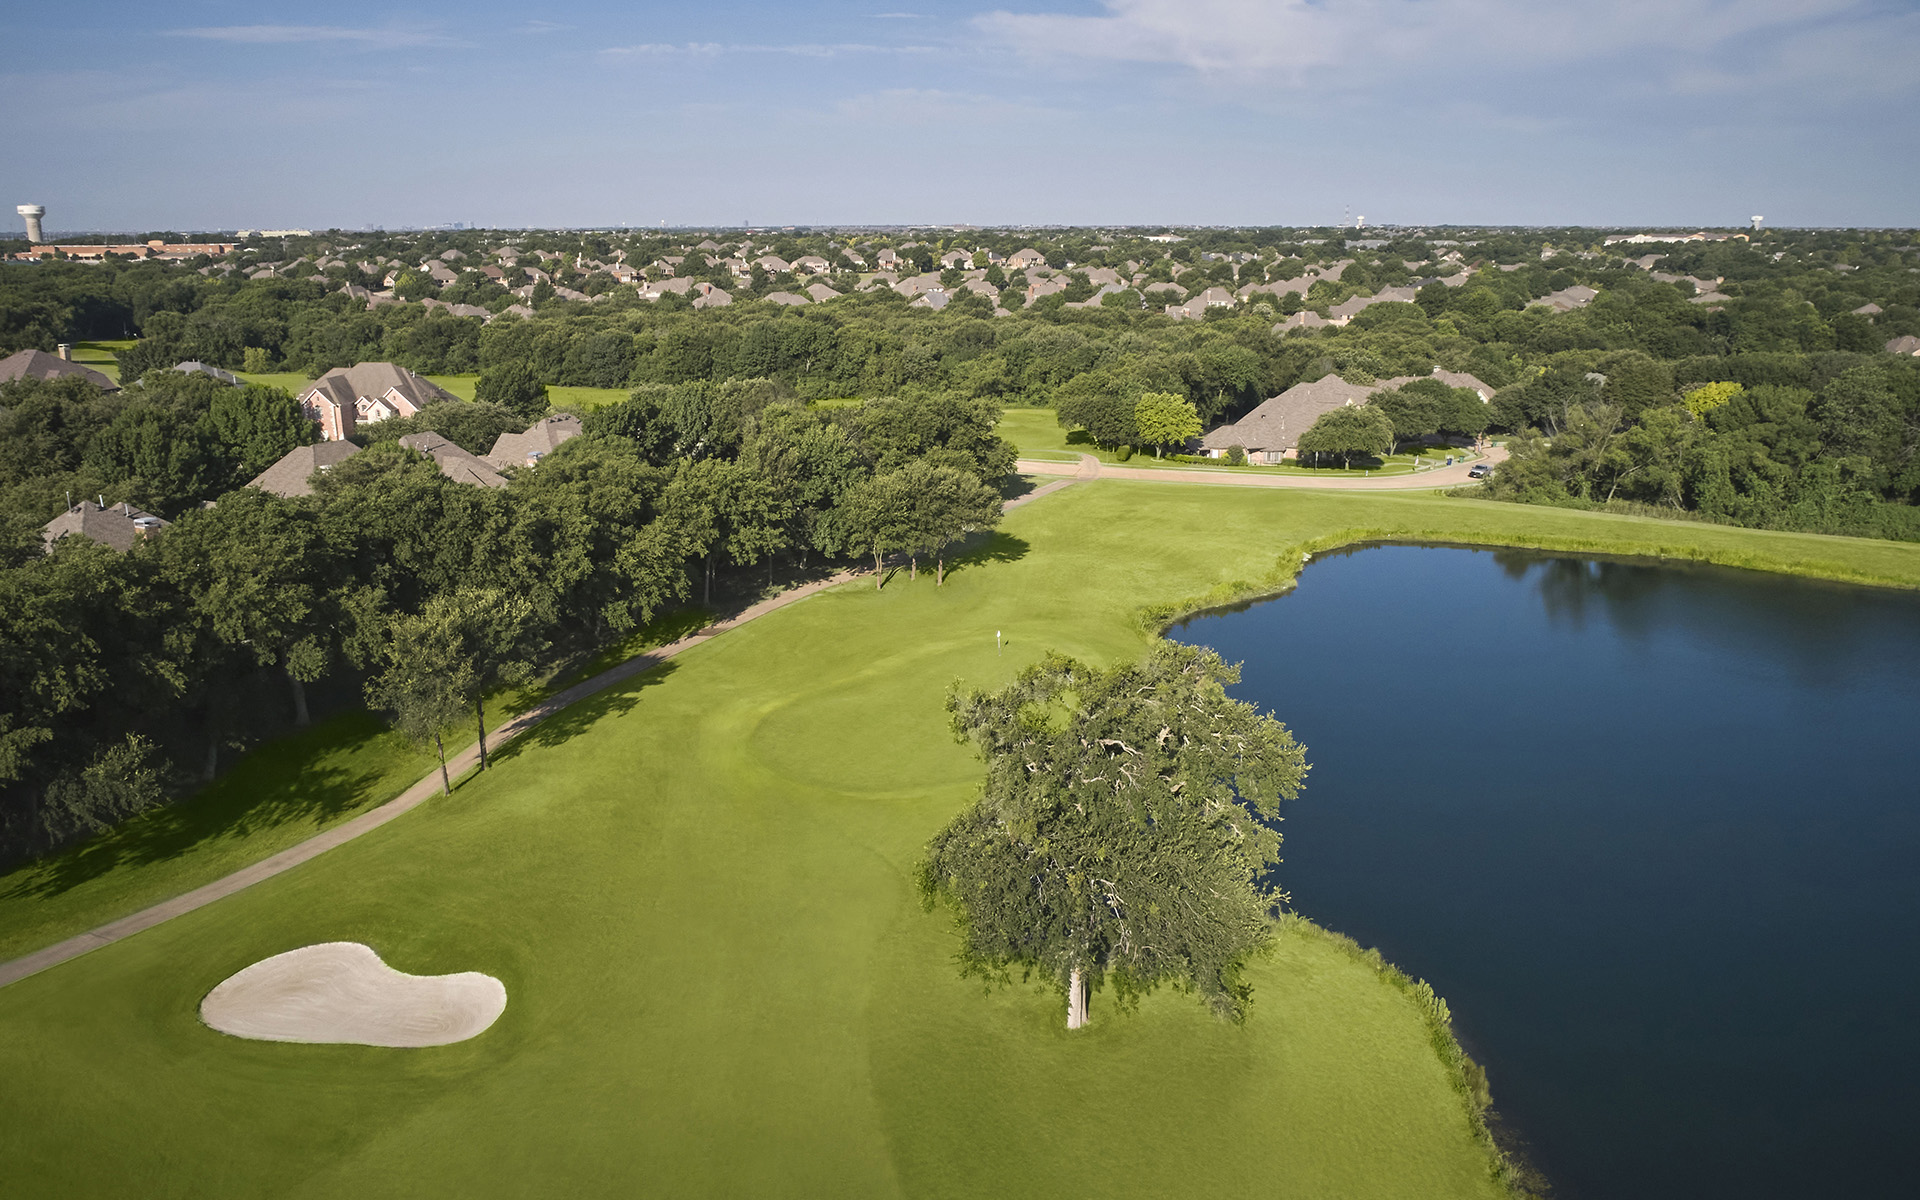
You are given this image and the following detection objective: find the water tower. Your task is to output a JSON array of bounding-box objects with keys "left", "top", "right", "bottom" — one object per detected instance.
[
  {"left": 1750, "top": 215, "right": 1764, "bottom": 232},
  {"left": 17, "top": 204, "right": 45, "bottom": 243}
]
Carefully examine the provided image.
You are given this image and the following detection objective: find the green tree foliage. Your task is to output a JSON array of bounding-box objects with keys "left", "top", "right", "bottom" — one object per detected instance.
[
  {"left": 899, "top": 459, "right": 1003, "bottom": 584},
  {"left": 1133, "top": 391, "right": 1203, "bottom": 457},
  {"left": 1297, "top": 405, "right": 1396, "bottom": 468},
  {"left": 921, "top": 643, "right": 1309, "bottom": 1026},
  {"left": 474, "top": 361, "right": 550, "bottom": 420}
]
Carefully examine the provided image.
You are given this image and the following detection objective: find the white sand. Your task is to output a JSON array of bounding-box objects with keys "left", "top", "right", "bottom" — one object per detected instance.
[{"left": 200, "top": 942, "right": 506, "bottom": 1047}]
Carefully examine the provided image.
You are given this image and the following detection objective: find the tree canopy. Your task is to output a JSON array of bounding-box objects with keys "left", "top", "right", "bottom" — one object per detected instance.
[{"left": 921, "top": 643, "right": 1309, "bottom": 1027}]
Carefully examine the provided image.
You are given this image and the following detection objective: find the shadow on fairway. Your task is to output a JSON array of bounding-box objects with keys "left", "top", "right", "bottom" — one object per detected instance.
[
  {"left": 1, "top": 713, "right": 403, "bottom": 901},
  {"left": 944, "top": 532, "right": 1031, "bottom": 581},
  {"left": 489, "top": 660, "right": 678, "bottom": 766}
]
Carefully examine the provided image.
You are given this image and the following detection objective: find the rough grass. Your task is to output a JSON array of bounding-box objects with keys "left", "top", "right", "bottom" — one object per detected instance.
[{"left": 6, "top": 483, "right": 1914, "bottom": 1196}]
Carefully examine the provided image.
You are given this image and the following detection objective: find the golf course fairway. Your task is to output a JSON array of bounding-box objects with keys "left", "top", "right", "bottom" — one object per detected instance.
[{"left": 5, "top": 481, "right": 1918, "bottom": 1198}]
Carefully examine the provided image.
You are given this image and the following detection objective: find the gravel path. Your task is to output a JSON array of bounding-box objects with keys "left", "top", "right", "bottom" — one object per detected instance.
[{"left": 1016, "top": 443, "right": 1508, "bottom": 491}]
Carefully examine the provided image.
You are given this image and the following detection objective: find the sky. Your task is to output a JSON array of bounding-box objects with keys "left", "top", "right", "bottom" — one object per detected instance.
[{"left": 6, "top": 0, "right": 1919, "bottom": 232}]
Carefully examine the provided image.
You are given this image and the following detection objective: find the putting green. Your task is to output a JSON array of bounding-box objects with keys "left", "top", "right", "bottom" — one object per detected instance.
[{"left": 7, "top": 483, "right": 1917, "bottom": 1197}]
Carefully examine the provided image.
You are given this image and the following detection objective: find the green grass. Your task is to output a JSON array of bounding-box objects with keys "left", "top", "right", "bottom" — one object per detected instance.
[
  {"left": 996, "top": 406, "right": 1477, "bottom": 477},
  {"left": 5, "top": 485, "right": 1917, "bottom": 1196},
  {"left": 70, "top": 339, "right": 132, "bottom": 384},
  {"left": 0, "top": 713, "right": 435, "bottom": 964},
  {"left": 548, "top": 384, "right": 634, "bottom": 411}
]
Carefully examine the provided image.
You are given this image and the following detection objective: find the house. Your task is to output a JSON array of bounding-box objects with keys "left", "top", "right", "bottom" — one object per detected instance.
[
  {"left": 486, "top": 413, "right": 581, "bottom": 471},
  {"left": 297, "top": 362, "right": 460, "bottom": 441},
  {"left": 173, "top": 361, "right": 242, "bottom": 385},
  {"left": 1026, "top": 277, "right": 1067, "bottom": 305},
  {"left": 1198, "top": 375, "right": 1381, "bottom": 462},
  {"left": 0, "top": 347, "right": 116, "bottom": 391},
  {"left": 1007, "top": 248, "right": 1047, "bottom": 270},
  {"left": 247, "top": 441, "right": 362, "bottom": 498},
  {"left": 42, "top": 500, "right": 167, "bottom": 553},
  {"left": 1853, "top": 303, "right": 1883, "bottom": 316},
  {"left": 1165, "top": 286, "right": 1236, "bottom": 320},
  {"left": 1531, "top": 285, "right": 1599, "bottom": 312},
  {"left": 792, "top": 255, "right": 832, "bottom": 275},
  {"left": 877, "top": 248, "right": 902, "bottom": 269},
  {"left": 763, "top": 291, "right": 811, "bottom": 306},
  {"left": 692, "top": 283, "right": 732, "bottom": 309},
  {"left": 940, "top": 250, "right": 971, "bottom": 269},
  {"left": 1888, "top": 335, "right": 1920, "bottom": 357},
  {"left": 805, "top": 282, "right": 844, "bottom": 302},
  {"left": 639, "top": 277, "right": 695, "bottom": 300},
  {"left": 753, "top": 255, "right": 792, "bottom": 273},
  {"left": 910, "top": 291, "right": 951, "bottom": 311},
  {"left": 398, "top": 432, "right": 506, "bottom": 488}
]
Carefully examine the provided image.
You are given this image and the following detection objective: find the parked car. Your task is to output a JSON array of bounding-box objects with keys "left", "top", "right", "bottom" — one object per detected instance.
[{"left": 1467, "top": 463, "right": 1493, "bottom": 479}]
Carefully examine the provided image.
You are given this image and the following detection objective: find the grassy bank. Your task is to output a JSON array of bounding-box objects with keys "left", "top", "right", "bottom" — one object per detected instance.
[{"left": 6, "top": 483, "right": 1915, "bottom": 1196}]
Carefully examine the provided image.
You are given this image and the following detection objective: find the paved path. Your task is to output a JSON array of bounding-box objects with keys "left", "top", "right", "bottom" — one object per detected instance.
[
  {"left": 0, "top": 569, "right": 863, "bottom": 990},
  {"left": 1016, "top": 443, "right": 1507, "bottom": 491}
]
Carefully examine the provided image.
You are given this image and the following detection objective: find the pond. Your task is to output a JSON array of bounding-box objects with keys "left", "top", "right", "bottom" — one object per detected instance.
[{"left": 1168, "top": 544, "right": 1920, "bottom": 1199}]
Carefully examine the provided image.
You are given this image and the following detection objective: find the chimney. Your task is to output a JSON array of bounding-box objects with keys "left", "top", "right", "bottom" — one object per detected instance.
[{"left": 57, "top": 343, "right": 72, "bottom": 360}]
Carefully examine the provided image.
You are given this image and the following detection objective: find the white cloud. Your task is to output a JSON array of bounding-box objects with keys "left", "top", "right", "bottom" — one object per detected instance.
[
  {"left": 972, "top": 0, "right": 1914, "bottom": 94},
  {"left": 602, "top": 41, "right": 938, "bottom": 59},
  {"left": 167, "top": 25, "right": 456, "bottom": 48}
]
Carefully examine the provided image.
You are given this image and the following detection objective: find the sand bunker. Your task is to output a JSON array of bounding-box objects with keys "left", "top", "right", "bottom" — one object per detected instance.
[{"left": 200, "top": 942, "right": 506, "bottom": 1047}]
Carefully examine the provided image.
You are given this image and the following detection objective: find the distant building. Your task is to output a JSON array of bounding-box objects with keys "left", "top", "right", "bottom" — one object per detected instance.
[
  {"left": 0, "top": 347, "right": 116, "bottom": 390},
  {"left": 11, "top": 239, "right": 237, "bottom": 262},
  {"left": 42, "top": 500, "right": 167, "bottom": 553},
  {"left": 297, "top": 362, "right": 460, "bottom": 441},
  {"left": 174, "top": 361, "right": 242, "bottom": 385},
  {"left": 1199, "top": 368, "right": 1496, "bottom": 463},
  {"left": 246, "top": 441, "right": 362, "bottom": 498},
  {"left": 1888, "top": 335, "right": 1920, "bottom": 357}
]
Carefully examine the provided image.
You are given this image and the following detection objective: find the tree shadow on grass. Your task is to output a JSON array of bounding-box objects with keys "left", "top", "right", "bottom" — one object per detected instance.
[
  {"left": 0, "top": 712, "right": 406, "bottom": 902},
  {"left": 487, "top": 659, "right": 678, "bottom": 767},
  {"left": 941, "top": 532, "right": 1031, "bottom": 583}
]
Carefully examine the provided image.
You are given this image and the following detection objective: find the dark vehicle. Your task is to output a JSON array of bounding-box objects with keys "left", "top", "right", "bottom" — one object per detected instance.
[{"left": 1467, "top": 463, "right": 1493, "bottom": 479}]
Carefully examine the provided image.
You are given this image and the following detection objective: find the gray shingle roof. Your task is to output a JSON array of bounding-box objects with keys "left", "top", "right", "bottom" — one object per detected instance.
[
  {"left": 246, "top": 441, "right": 362, "bottom": 498},
  {"left": 399, "top": 432, "right": 507, "bottom": 488},
  {"left": 42, "top": 501, "right": 167, "bottom": 553},
  {"left": 485, "top": 414, "right": 581, "bottom": 471},
  {"left": 0, "top": 348, "right": 116, "bottom": 391}
]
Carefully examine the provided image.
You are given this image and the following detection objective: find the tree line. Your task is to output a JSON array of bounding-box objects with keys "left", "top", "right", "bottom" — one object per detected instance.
[{"left": 0, "top": 378, "right": 1011, "bottom": 863}]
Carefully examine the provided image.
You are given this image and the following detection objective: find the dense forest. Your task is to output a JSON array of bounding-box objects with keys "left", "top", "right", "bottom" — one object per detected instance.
[{"left": 3, "top": 222, "right": 1918, "bottom": 859}]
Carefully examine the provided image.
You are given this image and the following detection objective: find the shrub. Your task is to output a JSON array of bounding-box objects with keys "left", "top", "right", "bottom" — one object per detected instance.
[
  {"left": 1225, "top": 445, "right": 1247, "bottom": 466},
  {"left": 1115, "top": 444, "right": 1134, "bottom": 461}
]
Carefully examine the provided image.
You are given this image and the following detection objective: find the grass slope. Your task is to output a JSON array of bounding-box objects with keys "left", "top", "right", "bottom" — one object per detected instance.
[{"left": 5, "top": 485, "right": 1916, "bottom": 1197}]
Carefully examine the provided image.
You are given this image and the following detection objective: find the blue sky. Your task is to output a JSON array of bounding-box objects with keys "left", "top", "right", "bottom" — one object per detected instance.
[{"left": 7, "top": 1, "right": 1918, "bottom": 231}]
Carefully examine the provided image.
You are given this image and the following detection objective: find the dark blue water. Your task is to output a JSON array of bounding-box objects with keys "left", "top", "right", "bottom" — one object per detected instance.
[{"left": 1169, "top": 545, "right": 1920, "bottom": 1200}]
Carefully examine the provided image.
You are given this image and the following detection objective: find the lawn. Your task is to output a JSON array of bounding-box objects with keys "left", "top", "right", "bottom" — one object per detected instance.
[
  {"left": 997, "top": 406, "right": 1477, "bottom": 477},
  {"left": 5, "top": 485, "right": 1917, "bottom": 1197},
  {"left": 70, "top": 339, "right": 133, "bottom": 384}
]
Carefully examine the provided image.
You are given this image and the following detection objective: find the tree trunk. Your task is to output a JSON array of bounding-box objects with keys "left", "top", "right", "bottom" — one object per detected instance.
[
  {"left": 475, "top": 695, "right": 489, "bottom": 770},
  {"left": 434, "top": 733, "right": 452, "bottom": 795},
  {"left": 873, "top": 549, "right": 884, "bottom": 589},
  {"left": 704, "top": 554, "right": 714, "bottom": 606},
  {"left": 936, "top": 552, "right": 945, "bottom": 587},
  {"left": 287, "top": 667, "right": 310, "bottom": 727},
  {"left": 203, "top": 734, "right": 220, "bottom": 783},
  {"left": 1067, "top": 966, "right": 1088, "bottom": 1030},
  {"left": 909, "top": 553, "right": 917, "bottom": 581}
]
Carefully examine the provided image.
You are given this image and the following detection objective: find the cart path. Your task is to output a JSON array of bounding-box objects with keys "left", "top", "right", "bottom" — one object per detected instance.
[
  {"left": 1016, "top": 442, "right": 1507, "bottom": 490},
  {"left": 0, "top": 568, "right": 872, "bottom": 990}
]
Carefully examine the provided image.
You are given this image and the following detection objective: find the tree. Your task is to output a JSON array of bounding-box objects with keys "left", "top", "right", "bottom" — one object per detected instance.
[
  {"left": 207, "top": 383, "right": 314, "bottom": 478},
  {"left": 365, "top": 588, "right": 532, "bottom": 789},
  {"left": 475, "top": 361, "right": 550, "bottom": 420},
  {"left": 837, "top": 470, "right": 915, "bottom": 589},
  {"left": 664, "top": 457, "right": 792, "bottom": 604},
  {"left": 902, "top": 459, "right": 1003, "bottom": 585},
  {"left": 1132, "top": 391, "right": 1203, "bottom": 458},
  {"left": 921, "top": 644, "right": 1309, "bottom": 1028},
  {"left": 1297, "top": 404, "right": 1395, "bottom": 468}
]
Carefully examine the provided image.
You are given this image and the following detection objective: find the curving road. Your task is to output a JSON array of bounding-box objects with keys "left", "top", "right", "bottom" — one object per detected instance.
[{"left": 1017, "top": 443, "right": 1508, "bottom": 490}]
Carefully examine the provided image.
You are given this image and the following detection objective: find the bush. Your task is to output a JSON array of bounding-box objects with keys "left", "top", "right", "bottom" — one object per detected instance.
[
  {"left": 1225, "top": 445, "right": 1247, "bottom": 466},
  {"left": 1115, "top": 444, "right": 1134, "bottom": 461}
]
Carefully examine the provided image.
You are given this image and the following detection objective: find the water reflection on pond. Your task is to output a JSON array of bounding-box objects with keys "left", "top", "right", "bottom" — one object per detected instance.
[{"left": 1170, "top": 545, "right": 1920, "bottom": 1200}]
